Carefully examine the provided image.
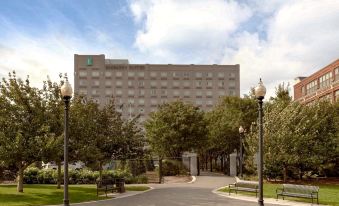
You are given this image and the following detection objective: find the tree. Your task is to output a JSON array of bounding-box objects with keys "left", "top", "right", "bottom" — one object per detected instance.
[
  {"left": 145, "top": 101, "right": 208, "bottom": 158},
  {"left": 0, "top": 72, "right": 50, "bottom": 192}
]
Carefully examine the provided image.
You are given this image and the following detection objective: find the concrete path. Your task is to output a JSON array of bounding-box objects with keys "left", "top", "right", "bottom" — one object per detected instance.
[{"left": 74, "top": 172, "right": 291, "bottom": 206}]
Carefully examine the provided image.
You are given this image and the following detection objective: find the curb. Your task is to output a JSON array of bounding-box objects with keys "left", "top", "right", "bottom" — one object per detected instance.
[{"left": 212, "top": 186, "right": 325, "bottom": 206}]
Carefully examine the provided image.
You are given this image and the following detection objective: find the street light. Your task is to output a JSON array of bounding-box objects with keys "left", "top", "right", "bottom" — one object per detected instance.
[
  {"left": 254, "top": 78, "right": 266, "bottom": 206},
  {"left": 61, "top": 79, "right": 72, "bottom": 206},
  {"left": 239, "top": 126, "right": 244, "bottom": 178}
]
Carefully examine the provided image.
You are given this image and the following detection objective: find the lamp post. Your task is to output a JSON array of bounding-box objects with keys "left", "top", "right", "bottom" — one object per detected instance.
[
  {"left": 254, "top": 78, "right": 266, "bottom": 206},
  {"left": 239, "top": 126, "right": 244, "bottom": 178},
  {"left": 61, "top": 79, "right": 72, "bottom": 206}
]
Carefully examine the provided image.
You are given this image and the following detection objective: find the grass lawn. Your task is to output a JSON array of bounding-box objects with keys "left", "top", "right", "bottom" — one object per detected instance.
[
  {"left": 219, "top": 183, "right": 339, "bottom": 206},
  {"left": 0, "top": 184, "right": 150, "bottom": 206}
]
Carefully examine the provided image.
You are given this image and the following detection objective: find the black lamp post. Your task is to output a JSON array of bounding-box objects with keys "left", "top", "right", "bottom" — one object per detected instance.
[
  {"left": 61, "top": 79, "right": 72, "bottom": 206},
  {"left": 254, "top": 78, "right": 266, "bottom": 206},
  {"left": 239, "top": 126, "right": 244, "bottom": 178}
]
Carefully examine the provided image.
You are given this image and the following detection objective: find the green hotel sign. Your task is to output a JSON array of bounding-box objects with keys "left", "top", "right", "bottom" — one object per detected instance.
[{"left": 87, "top": 56, "right": 93, "bottom": 66}]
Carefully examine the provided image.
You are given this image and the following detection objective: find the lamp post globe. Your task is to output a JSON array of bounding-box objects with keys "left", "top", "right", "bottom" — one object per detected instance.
[
  {"left": 239, "top": 126, "right": 244, "bottom": 178},
  {"left": 255, "top": 78, "right": 265, "bottom": 206},
  {"left": 61, "top": 79, "right": 72, "bottom": 206}
]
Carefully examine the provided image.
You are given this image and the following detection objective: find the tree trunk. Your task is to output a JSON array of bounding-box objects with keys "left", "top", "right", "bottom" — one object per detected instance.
[
  {"left": 205, "top": 155, "right": 208, "bottom": 171},
  {"left": 283, "top": 165, "right": 288, "bottom": 183},
  {"left": 220, "top": 156, "right": 224, "bottom": 172},
  {"left": 299, "top": 167, "right": 303, "bottom": 180},
  {"left": 17, "top": 164, "right": 24, "bottom": 193},
  {"left": 209, "top": 155, "right": 213, "bottom": 172},
  {"left": 99, "top": 162, "right": 103, "bottom": 181},
  {"left": 57, "top": 161, "right": 61, "bottom": 189}
]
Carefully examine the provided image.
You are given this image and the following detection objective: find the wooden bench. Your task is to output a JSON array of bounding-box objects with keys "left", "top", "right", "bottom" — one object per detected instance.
[
  {"left": 96, "top": 178, "right": 125, "bottom": 197},
  {"left": 276, "top": 184, "right": 319, "bottom": 204},
  {"left": 229, "top": 177, "right": 259, "bottom": 197}
]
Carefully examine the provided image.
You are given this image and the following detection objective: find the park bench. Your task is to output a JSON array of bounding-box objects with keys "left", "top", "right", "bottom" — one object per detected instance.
[
  {"left": 276, "top": 184, "right": 319, "bottom": 204},
  {"left": 96, "top": 178, "right": 125, "bottom": 197},
  {"left": 229, "top": 177, "right": 259, "bottom": 197}
]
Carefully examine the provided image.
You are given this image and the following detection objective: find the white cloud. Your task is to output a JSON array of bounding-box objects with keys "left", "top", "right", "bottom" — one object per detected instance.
[
  {"left": 131, "top": 0, "right": 252, "bottom": 63},
  {"left": 222, "top": 0, "right": 339, "bottom": 97}
]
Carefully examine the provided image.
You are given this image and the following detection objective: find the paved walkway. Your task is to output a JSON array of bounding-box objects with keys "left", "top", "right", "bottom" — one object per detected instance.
[{"left": 73, "top": 171, "right": 296, "bottom": 206}]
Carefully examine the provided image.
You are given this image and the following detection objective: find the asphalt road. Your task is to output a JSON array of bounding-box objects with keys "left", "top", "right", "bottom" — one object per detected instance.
[{"left": 76, "top": 172, "right": 284, "bottom": 206}]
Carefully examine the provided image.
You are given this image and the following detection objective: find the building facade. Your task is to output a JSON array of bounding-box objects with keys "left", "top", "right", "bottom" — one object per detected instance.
[
  {"left": 294, "top": 59, "right": 339, "bottom": 104},
  {"left": 74, "top": 54, "right": 240, "bottom": 121}
]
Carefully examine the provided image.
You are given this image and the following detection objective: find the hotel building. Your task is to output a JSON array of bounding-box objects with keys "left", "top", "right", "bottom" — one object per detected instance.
[
  {"left": 74, "top": 54, "right": 240, "bottom": 121},
  {"left": 294, "top": 59, "right": 339, "bottom": 104}
]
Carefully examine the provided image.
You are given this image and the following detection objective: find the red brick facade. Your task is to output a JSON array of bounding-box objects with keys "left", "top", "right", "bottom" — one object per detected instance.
[{"left": 294, "top": 59, "right": 339, "bottom": 104}]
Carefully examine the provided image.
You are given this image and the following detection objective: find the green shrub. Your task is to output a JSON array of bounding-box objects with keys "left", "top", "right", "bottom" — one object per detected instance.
[
  {"left": 162, "top": 160, "right": 188, "bottom": 176},
  {"left": 125, "top": 174, "right": 148, "bottom": 184}
]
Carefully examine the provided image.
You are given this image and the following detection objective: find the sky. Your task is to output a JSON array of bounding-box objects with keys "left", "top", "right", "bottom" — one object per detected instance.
[{"left": 0, "top": 0, "right": 339, "bottom": 98}]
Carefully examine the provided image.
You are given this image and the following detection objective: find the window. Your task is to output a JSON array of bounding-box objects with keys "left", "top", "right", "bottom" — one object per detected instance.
[
  {"left": 116, "top": 71, "right": 122, "bottom": 77},
  {"left": 206, "top": 82, "right": 213, "bottom": 87},
  {"left": 116, "top": 81, "right": 122, "bottom": 87},
  {"left": 91, "top": 90, "right": 98, "bottom": 95},
  {"left": 138, "top": 81, "right": 144, "bottom": 87},
  {"left": 105, "top": 81, "right": 111, "bottom": 87},
  {"left": 183, "top": 72, "right": 189, "bottom": 78},
  {"left": 230, "top": 73, "right": 236, "bottom": 78},
  {"left": 173, "top": 90, "right": 180, "bottom": 96},
  {"left": 128, "top": 81, "right": 133, "bottom": 87},
  {"left": 92, "top": 71, "right": 100, "bottom": 77},
  {"left": 128, "top": 90, "right": 135, "bottom": 95},
  {"left": 93, "top": 80, "right": 100, "bottom": 87},
  {"left": 218, "top": 81, "right": 224, "bottom": 87},
  {"left": 218, "top": 73, "right": 225, "bottom": 78},
  {"left": 183, "top": 82, "right": 190, "bottom": 87},
  {"left": 218, "top": 91, "right": 225, "bottom": 96},
  {"left": 161, "top": 72, "right": 167, "bottom": 77},
  {"left": 184, "top": 91, "right": 190, "bottom": 97},
  {"left": 139, "top": 99, "right": 145, "bottom": 105},
  {"left": 150, "top": 89, "right": 156, "bottom": 95},
  {"left": 301, "top": 86, "right": 305, "bottom": 96},
  {"left": 206, "top": 72, "right": 213, "bottom": 78},
  {"left": 229, "top": 82, "right": 236, "bottom": 87},
  {"left": 150, "top": 72, "right": 157, "bottom": 77},
  {"left": 151, "top": 99, "right": 157, "bottom": 105},
  {"left": 116, "top": 90, "right": 122, "bottom": 95},
  {"left": 150, "top": 81, "right": 157, "bottom": 87},
  {"left": 139, "top": 90, "right": 145, "bottom": 96},
  {"left": 173, "top": 72, "right": 180, "bottom": 78},
  {"left": 161, "top": 81, "right": 167, "bottom": 87},
  {"left": 196, "top": 100, "right": 202, "bottom": 105},
  {"left": 319, "top": 72, "right": 332, "bottom": 89},
  {"left": 196, "top": 72, "right": 202, "bottom": 78},
  {"left": 196, "top": 91, "right": 202, "bottom": 96},
  {"left": 139, "top": 108, "right": 145, "bottom": 113},
  {"left": 105, "top": 71, "right": 112, "bottom": 77},
  {"left": 206, "top": 91, "right": 212, "bottom": 96},
  {"left": 195, "top": 81, "right": 202, "bottom": 87},
  {"left": 79, "top": 71, "right": 87, "bottom": 77},
  {"left": 79, "top": 89, "right": 87, "bottom": 95},
  {"left": 335, "top": 90, "right": 339, "bottom": 102},
  {"left": 128, "top": 72, "right": 135, "bottom": 77},
  {"left": 335, "top": 67, "right": 339, "bottom": 81},
  {"left": 207, "top": 100, "right": 213, "bottom": 105},
  {"left": 128, "top": 99, "right": 135, "bottom": 104},
  {"left": 173, "top": 81, "right": 180, "bottom": 87},
  {"left": 105, "top": 90, "right": 113, "bottom": 95},
  {"left": 79, "top": 80, "right": 86, "bottom": 86},
  {"left": 138, "top": 72, "right": 144, "bottom": 77},
  {"left": 306, "top": 80, "right": 317, "bottom": 95},
  {"left": 229, "top": 90, "right": 236, "bottom": 96},
  {"left": 161, "top": 90, "right": 167, "bottom": 96}
]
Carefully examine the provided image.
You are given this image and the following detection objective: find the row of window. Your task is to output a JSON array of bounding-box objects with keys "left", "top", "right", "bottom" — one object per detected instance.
[
  {"left": 115, "top": 99, "right": 215, "bottom": 106},
  {"left": 79, "top": 70, "right": 236, "bottom": 79},
  {"left": 79, "top": 89, "right": 235, "bottom": 97},
  {"left": 302, "top": 67, "right": 339, "bottom": 96},
  {"left": 79, "top": 80, "right": 236, "bottom": 88}
]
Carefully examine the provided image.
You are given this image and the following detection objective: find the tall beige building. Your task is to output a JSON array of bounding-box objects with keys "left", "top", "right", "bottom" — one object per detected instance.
[{"left": 74, "top": 54, "right": 240, "bottom": 121}]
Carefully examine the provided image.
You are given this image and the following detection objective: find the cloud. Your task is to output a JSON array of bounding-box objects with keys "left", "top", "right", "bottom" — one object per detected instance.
[
  {"left": 222, "top": 0, "right": 339, "bottom": 97},
  {"left": 130, "top": 0, "right": 252, "bottom": 63}
]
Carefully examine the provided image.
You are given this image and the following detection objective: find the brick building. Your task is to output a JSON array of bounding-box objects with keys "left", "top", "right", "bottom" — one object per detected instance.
[
  {"left": 294, "top": 59, "right": 339, "bottom": 103},
  {"left": 74, "top": 54, "right": 240, "bottom": 121}
]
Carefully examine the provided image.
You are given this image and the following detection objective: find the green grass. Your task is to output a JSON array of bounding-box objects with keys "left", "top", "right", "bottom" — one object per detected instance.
[
  {"left": 219, "top": 183, "right": 339, "bottom": 206},
  {"left": 0, "top": 184, "right": 150, "bottom": 206}
]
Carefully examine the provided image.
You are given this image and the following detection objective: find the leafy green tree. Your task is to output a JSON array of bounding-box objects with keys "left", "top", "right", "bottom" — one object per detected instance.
[
  {"left": 0, "top": 72, "right": 50, "bottom": 192},
  {"left": 145, "top": 101, "right": 208, "bottom": 158}
]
